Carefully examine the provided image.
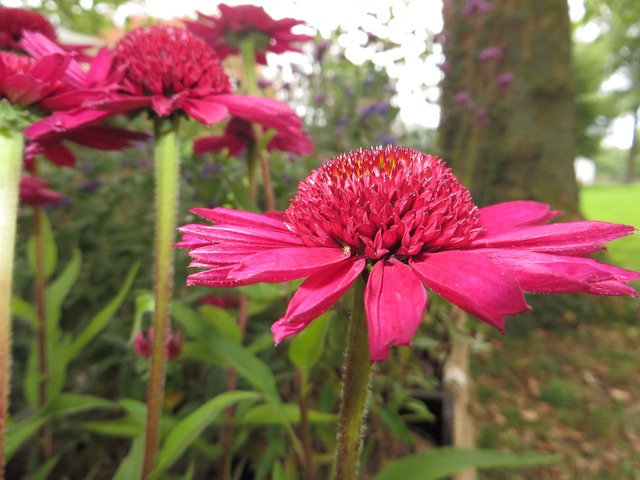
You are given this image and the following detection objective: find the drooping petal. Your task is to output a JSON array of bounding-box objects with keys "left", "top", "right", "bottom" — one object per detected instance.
[
  {"left": 186, "top": 265, "right": 255, "bottom": 288},
  {"left": 470, "top": 221, "right": 636, "bottom": 256},
  {"left": 478, "top": 201, "right": 563, "bottom": 231},
  {"left": 471, "top": 248, "right": 640, "bottom": 296},
  {"left": 410, "top": 251, "right": 530, "bottom": 332},
  {"left": 191, "top": 206, "right": 290, "bottom": 231},
  {"left": 272, "top": 258, "right": 366, "bottom": 343},
  {"left": 364, "top": 259, "right": 427, "bottom": 361},
  {"left": 178, "top": 223, "right": 301, "bottom": 247},
  {"left": 214, "top": 94, "right": 304, "bottom": 132},
  {"left": 232, "top": 247, "right": 351, "bottom": 283},
  {"left": 183, "top": 98, "right": 230, "bottom": 125}
]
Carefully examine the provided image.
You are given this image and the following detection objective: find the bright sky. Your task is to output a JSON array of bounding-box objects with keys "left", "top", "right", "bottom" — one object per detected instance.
[{"left": 4, "top": 0, "right": 632, "bottom": 149}]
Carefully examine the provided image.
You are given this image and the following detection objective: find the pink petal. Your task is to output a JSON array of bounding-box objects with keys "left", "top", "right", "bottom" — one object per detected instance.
[
  {"left": 183, "top": 98, "right": 230, "bottom": 125},
  {"left": 233, "top": 247, "right": 351, "bottom": 282},
  {"left": 214, "top": 94, "right": 303, "bottom": 132},
  {"left": 470, "top": 221, "right": 636, "bottom": 256},
  {"left": 478, "top": 201, "right": 563, "bottom": 231},
  {"left": 187, "top": 266, "right": 254, "bottom": 288},
  {"left": 272, "top": 258, "right": 366, "bottom": 343},
  {"left": 178, "top": 223, "right": 301, "bottom": 247},
  {"left": 471, "top": 248, "right": 640, "bottom": 296},
  {"left": 410, "top": 251, "right": 530, "bottom": 332},
  {"left": 364, "top": 259, "right": 427, "bottom": 361},
  {"left": 191, "top": 206, "right": 290, "bottom": 231},
  {"left": 193, "top": 134, "right": 245, "bottom": 156}
]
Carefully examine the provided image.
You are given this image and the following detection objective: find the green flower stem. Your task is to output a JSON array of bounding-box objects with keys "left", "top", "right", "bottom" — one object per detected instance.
[
  {"left": 239, "top": 38, "right": 275, "bottom": 210},
  {"left": 31, "top": 159, "right": 53, "bottom": 461},
  {"left": 142, "top": 117, "right": 181, "bottom": 480},
  {"left": 333, "top": 277, "right": 373, "bottom": 480},
  {"left": 0, "top": 127, "right": 23, "bottom": 479}
]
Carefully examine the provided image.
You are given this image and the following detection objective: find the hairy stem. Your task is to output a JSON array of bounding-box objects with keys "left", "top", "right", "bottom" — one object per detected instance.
[
  {"left": 332, "top": 277, "right": 372, "bottom": 480},
  {"left": 142, "top": 117, "right": 181, "bottom": 479},
  {"left": 0, "top": 128, "right": 23, "bottom": 480}
]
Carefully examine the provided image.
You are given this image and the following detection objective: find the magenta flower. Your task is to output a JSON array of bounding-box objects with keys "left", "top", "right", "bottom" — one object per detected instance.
[
  {"left": 19, "top": 175, "right": 64, "bottom": 206},
  {"left": 194, "top": 116, "right": 313, "bottom": 157},
  {"left": 24, "top": 25, "right": 305, "bottom": 137},
  {"left": 0, "top": 7, "right": 56, "bottom": 51},
  {"left": 133, "top": 328, "right": 183, "bottom": 360},
  {"left": 0, "top": 51, "right": 67, "bottom": 107},
  {"left": 179, "top": 146, "right": 639, "bottom": 362},
  {"left": 186, "top": 3, "right": 314, "bottom": 65}
]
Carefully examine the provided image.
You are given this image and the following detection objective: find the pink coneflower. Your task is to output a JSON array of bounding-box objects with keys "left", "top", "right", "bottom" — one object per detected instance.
[
  {"left": 19, "top": 175, "right": 64, "bottom": 206},
  {"left": 179, "top": 146, "right": 639, "bottom": 361},
  {"left": 194, "top": 116, "right": 313, "bottom": 157},
  {"left": 0, "top": 7, "right": 56, "bottom": 51},
  {"left": 0, "top": 51, "right": 67, "bottom": 107},
  {"left": 186, "top": 3, "right": 314, "bottom": 65},
  {"left": 25, "top": 26, "right": 304, "bottom": 135}
]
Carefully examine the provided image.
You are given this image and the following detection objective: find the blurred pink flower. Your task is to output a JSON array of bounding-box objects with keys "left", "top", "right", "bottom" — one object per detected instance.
[
  {"left": 179, "top": 146, "right": 639, "bottom": 362},
  {"left": 134, "top": 327, "right": 183, "bottom": 360},
  {"left": 194, "top": 116, "right": 313, "bottom": 157},
  {"left": 186, "top": 3, "right": 314, "bottom": 65},
  {"left": 0, "top": 7, "right": 56, "bottom": 51},
  {"left": 25, "top": 26, "right": 305, "bottom": 139},
  {"left": 19, "top": 175, "right": 64, "bottom": 206}
]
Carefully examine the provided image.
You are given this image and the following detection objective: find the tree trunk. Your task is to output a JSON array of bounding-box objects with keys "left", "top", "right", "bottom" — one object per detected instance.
[{"left": 439, "top": 0, "right": 580, "bottom": 217}]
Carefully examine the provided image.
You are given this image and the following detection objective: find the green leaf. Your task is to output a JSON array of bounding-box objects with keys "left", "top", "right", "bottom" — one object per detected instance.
[
  {"left": 288, "top": 312, "right": 331, "bottom": 380},
  {"left": 377, "top": 404, "right": 415, "bottom": 445},
  {"left": 153, "top": 391, "right": 259, "bottom": 477},
  {"left": 42, "top": 394, "right": 117, "bottom": 417},
  {"left": 27, "top": 212, "right": 57, "bottom": 279},
  {"left": 81, "top": 418, "right": 143, "bottom": 438},
  {"left": 226, "top": 176, "right": 260, "bottom": 212},
  {"left": 5, "top": 395, "right": 116, "bottom": 461},
  {"left": 11, "top": 297, "right": 36, "bottom": 326},
  {"left": 28, "top": 455, "right": 60, "bottom": 480},
  {"left": 112, "top": 434, "right": 145, "bottom": 480},
  {"left": 237, "top": 403, "right": 337, "bottom": 426},
  {"left": 66, "top": 261, "right": 139, "bottom": 361},
  {"left": 5, "top": 416, "right": 48, "bottom": 461},
  {"left": 45, "top": 248, "right": 81, "bottom": 328},
  {"left": 130, "top": 292, "right": 154, "bottom": 342},
  {"left": 372, "top": 448, "right": 560, "bottom": 480},
  {"left": 200, "top": 305, "right": 241, "bottom": 343}
]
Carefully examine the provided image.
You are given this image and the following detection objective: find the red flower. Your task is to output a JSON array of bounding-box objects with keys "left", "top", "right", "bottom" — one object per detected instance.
[
  {"left": 25, "top": 25, "right": 306, "bottom": 134},
  {"left": 194, "top": 116, "right": 313, "bottom": 157},
  {"left": 186, "top": 3, "right": 314, "bottom": 65},
  {"left": 0, "top": 7, "right": 56, "bottom": 51},
  {"left": 179, "top": 146, "right": 639, "bottom": 362},
  {"left": 133, "top": 327, "right": 183, "bottom": 360},
  {"left": 19, "top": 175, "right": 64, "bottom": 206},
  {"left": 14, "top": 32, "right": 149, "bottom": 168},
  {"left": 0, "top": 50, "right": 67, "bottom": 107}
]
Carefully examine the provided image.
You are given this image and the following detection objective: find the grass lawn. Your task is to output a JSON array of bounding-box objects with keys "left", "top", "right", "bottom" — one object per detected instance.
[
  {"left": 472, "top": 183, "right": 640, "bottom": 479},
  {"left": 580, "top": 183, "right": 640, "bottom": 272}
]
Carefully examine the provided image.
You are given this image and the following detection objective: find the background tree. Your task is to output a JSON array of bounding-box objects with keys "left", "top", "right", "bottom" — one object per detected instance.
[
  {"left": 583, "top": 0, "right": 640, "bottom": 183},
  {"left": 439, "top": 0, "right": 580, "bottom": 216}
]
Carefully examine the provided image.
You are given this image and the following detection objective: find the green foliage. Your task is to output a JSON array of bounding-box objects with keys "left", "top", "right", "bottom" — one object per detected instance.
[{"left": 373, "top": 448, "right": 559, "bottom": 480}]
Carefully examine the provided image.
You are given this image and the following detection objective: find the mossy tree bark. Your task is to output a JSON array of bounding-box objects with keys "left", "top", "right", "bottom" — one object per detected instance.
[{"left": 439, "top": 0, "right": 580, "bottom": 217}]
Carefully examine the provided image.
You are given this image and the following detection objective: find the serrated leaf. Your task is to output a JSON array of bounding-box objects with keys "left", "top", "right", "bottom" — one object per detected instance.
[
  {"left": 153, "top": 391, "right": 259, "bottom": 477},
  {"left": 372, "top": 448, "right": 560, "bottom": 480}
]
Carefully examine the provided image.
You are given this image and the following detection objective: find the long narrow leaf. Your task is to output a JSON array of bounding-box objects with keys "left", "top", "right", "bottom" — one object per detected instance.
[
  {"left": 66, "top": 261, "right": 139, "bottom": 360},
  {"left": 153, "top": 391, "right": 259, "bottom": 477},
  {"left": 372, "top": 447, "right": 560, "bottom": 480},
  {"left": 112, "top": 434, "right": 145, "bottom": 480}
]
